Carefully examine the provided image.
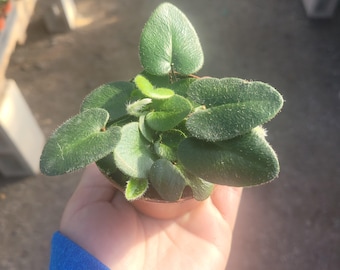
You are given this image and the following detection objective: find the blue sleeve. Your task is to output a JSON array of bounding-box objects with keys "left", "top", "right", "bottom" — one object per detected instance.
[{"left": 50, "top": 231, "right": 110, "bottom": 270}]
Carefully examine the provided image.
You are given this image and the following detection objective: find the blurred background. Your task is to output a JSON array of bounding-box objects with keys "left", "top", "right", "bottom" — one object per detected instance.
[{"left": 0, "top": 0, "right": 339, "bottom": 269}]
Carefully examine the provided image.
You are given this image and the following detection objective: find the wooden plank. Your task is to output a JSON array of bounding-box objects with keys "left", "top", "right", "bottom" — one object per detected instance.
[
  {"left": 0, "top": 3, "right": 18, "bottom": 82},
  {"left": 0, "top": 0, "right": 37, "bottom": 81},
  {"left": 0, "top": 0, "right": 44, "bottom": 177},
  {"left": 0, "top": 80, "right": 45, "bottom": 177}
]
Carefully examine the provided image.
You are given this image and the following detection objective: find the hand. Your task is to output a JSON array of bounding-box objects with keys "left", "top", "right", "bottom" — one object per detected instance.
[{"left": 60, "top": 163, "right": 242, "bottom": 270}]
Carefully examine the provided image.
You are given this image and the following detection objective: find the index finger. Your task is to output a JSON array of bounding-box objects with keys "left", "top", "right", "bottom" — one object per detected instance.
[{"left": 211, "top": 185, "right": 243, "bottom": 231}]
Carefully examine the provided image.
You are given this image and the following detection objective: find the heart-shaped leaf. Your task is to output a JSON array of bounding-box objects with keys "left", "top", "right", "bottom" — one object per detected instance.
[
  {"left": 146, "top": 94, "right": 192, "bottom": 131},
  {"left": 149, "top": 159, "right": 187, "bottom": 201},
  {"left": 139, "top": 3, "right": 204, "bottom": 75},
  {"left": 178, "top": 127, "right": 280, "bottom": 186},
  {"left": 114, "top": 122, "right": 156, "bottom": 178},
  {"left": 135, "top": 75, "right": 174, "bottom": 100},
  {"left": 81, "top": 81, "right": 134, "bottom": 122},
  {"left": 125, "top": 178, "right": 149, "bottom": 200},
  {"left": 186, "top": 77, "right": 284, "bottom": 141},
  {"left": 40, "top": 108, "right": 121, "bottom": 175}
]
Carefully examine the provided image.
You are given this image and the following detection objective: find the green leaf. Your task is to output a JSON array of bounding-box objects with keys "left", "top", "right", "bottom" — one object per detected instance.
[
  {"left": 178, "top": 127, "right": 280, "bottom": 186},
  {"left": 81, "top": 81, "right": 134, "bottom": 122},
  {"left": 171, "top": 77, "right": 197, "bottom": 97},
  {"left": 96, "top": 153, "right": 128, "bottom": 190},
  {"left": 186, "top": 78, "right": 284, "bottom": 141},
  {"left": 139, "top": 3, "right": 204, "bottom": 75},
  {"left": 139, "top": 71, "right": 197, "bottom": 97},
  {"left": 135, "top": 75, "right": 174, "bottom": 100},
  {"left": 40, "top": 108, "right": 121, "bottom": 175},
  {"left": 154, "top": 129, "right": 186, "bottom": 161},
  {"left": 125, "top": 178, "right": 149, "bottom": 200},
  {"left": 135, "top": 74, "right": 154, "bottom": 92},
  {"left": 96, "top": 153, "right": 117, "bottom": 176},
  {"left": 187, "top": 175, "right": 214, "bottom": 201},
  {"left": 139, "top": 71, "right": 171, "bottom": 88},
  {"left": 146, "top": 94, "right": 192, "bottom": 131},
  {"left": 126, "top": 98, "right": 152, "bottom": 117},
  {"left": 149, "top": 159, "right": 187, "bottom": 201},
  {"left": 114, "top": 122, "right": 156, "bottom": 178},
  {"left": 139, "top": 114, "right": 156, "bottom": 143}
]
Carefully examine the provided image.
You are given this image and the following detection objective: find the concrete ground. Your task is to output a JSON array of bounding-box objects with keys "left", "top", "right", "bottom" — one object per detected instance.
[{"left": 1, "top": 0, "right": 340, "bottom": 269}]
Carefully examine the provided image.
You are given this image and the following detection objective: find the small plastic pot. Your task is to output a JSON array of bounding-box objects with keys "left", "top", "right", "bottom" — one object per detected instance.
[
  {"left": 97, "top": 165, "right": 201, "bottom": 219},
  {"left": 132, "top": 196, "right": 200, "bottom": 219}
]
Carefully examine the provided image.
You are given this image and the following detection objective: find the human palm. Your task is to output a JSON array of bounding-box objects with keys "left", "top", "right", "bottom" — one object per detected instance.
[{"left": 60, "top": 164, "right": 242, "bottom": 270}]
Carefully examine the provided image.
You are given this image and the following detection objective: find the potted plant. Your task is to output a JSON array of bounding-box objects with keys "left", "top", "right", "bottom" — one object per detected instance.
[{"left": 40, "top": 2, "right": 284, "bottom": 205}]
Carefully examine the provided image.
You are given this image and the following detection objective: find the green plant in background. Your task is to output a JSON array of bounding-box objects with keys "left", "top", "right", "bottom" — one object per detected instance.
[{"left": 40, "top": 2, "right": 284, "bottom": 202}]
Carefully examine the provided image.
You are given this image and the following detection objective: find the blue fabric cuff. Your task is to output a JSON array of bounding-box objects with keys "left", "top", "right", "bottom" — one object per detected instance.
[{"left": 50, "top": 231, "right": 110, "bottom": 270}]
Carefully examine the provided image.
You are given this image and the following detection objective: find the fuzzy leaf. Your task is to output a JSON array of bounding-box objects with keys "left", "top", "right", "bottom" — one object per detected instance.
[
  {"left": 135, "top": 75, "right": 174, "bottom": 100},
  {"left": 81, "top": 81, "right": 134, "bottom": 122},
  {"left": 146, "top": 95, "right": 192, "bottom": 131},
  {"left": 125, "top": 178, "right": 149, "bottom": 200},
  {"left": 126, "top": 98, "right": 152, "bottom": 117},
  {"left": 186, "top": 78, "right": 284, "bottom": 141},
  {"left": 171, "top": 77, "right": 197, "bottom": 97},
  {"left": 140, "top": 71, "right": 197, "bottom": 96},
  {"left": 139, "top": 71, "right": 197, "bottom": 97},
  {"left": 96, "top": 154, "right": 128, "bottom": 190},
  {"left": 139, "top": 71, "right": 170, "bottom": 88},
  {"left": 96, "top": 153, "right": 117, "bottom": 176},
  {"left": 154, "top": 129, "right": 186, "bottom": 161},
  {"left": 178, "top": 127, "right": 280, "bottom": 186},
  {"left": 187, "top": 176, "right": 214, "bottom": 201},
  {"left": 40, "top": 108, "right": 121, "bottom": 175},
  {"left": 149, "top": 159, "right": 187, "bottom": 201},
  {"left": 139, "top": 3, "right": 204, "bottom": 75},
  {"left": 114, "top": 122, "right": 156, "bottom": 178},
  {"left": 139, "top": 114, "right": 156, "bottom": 143}
]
